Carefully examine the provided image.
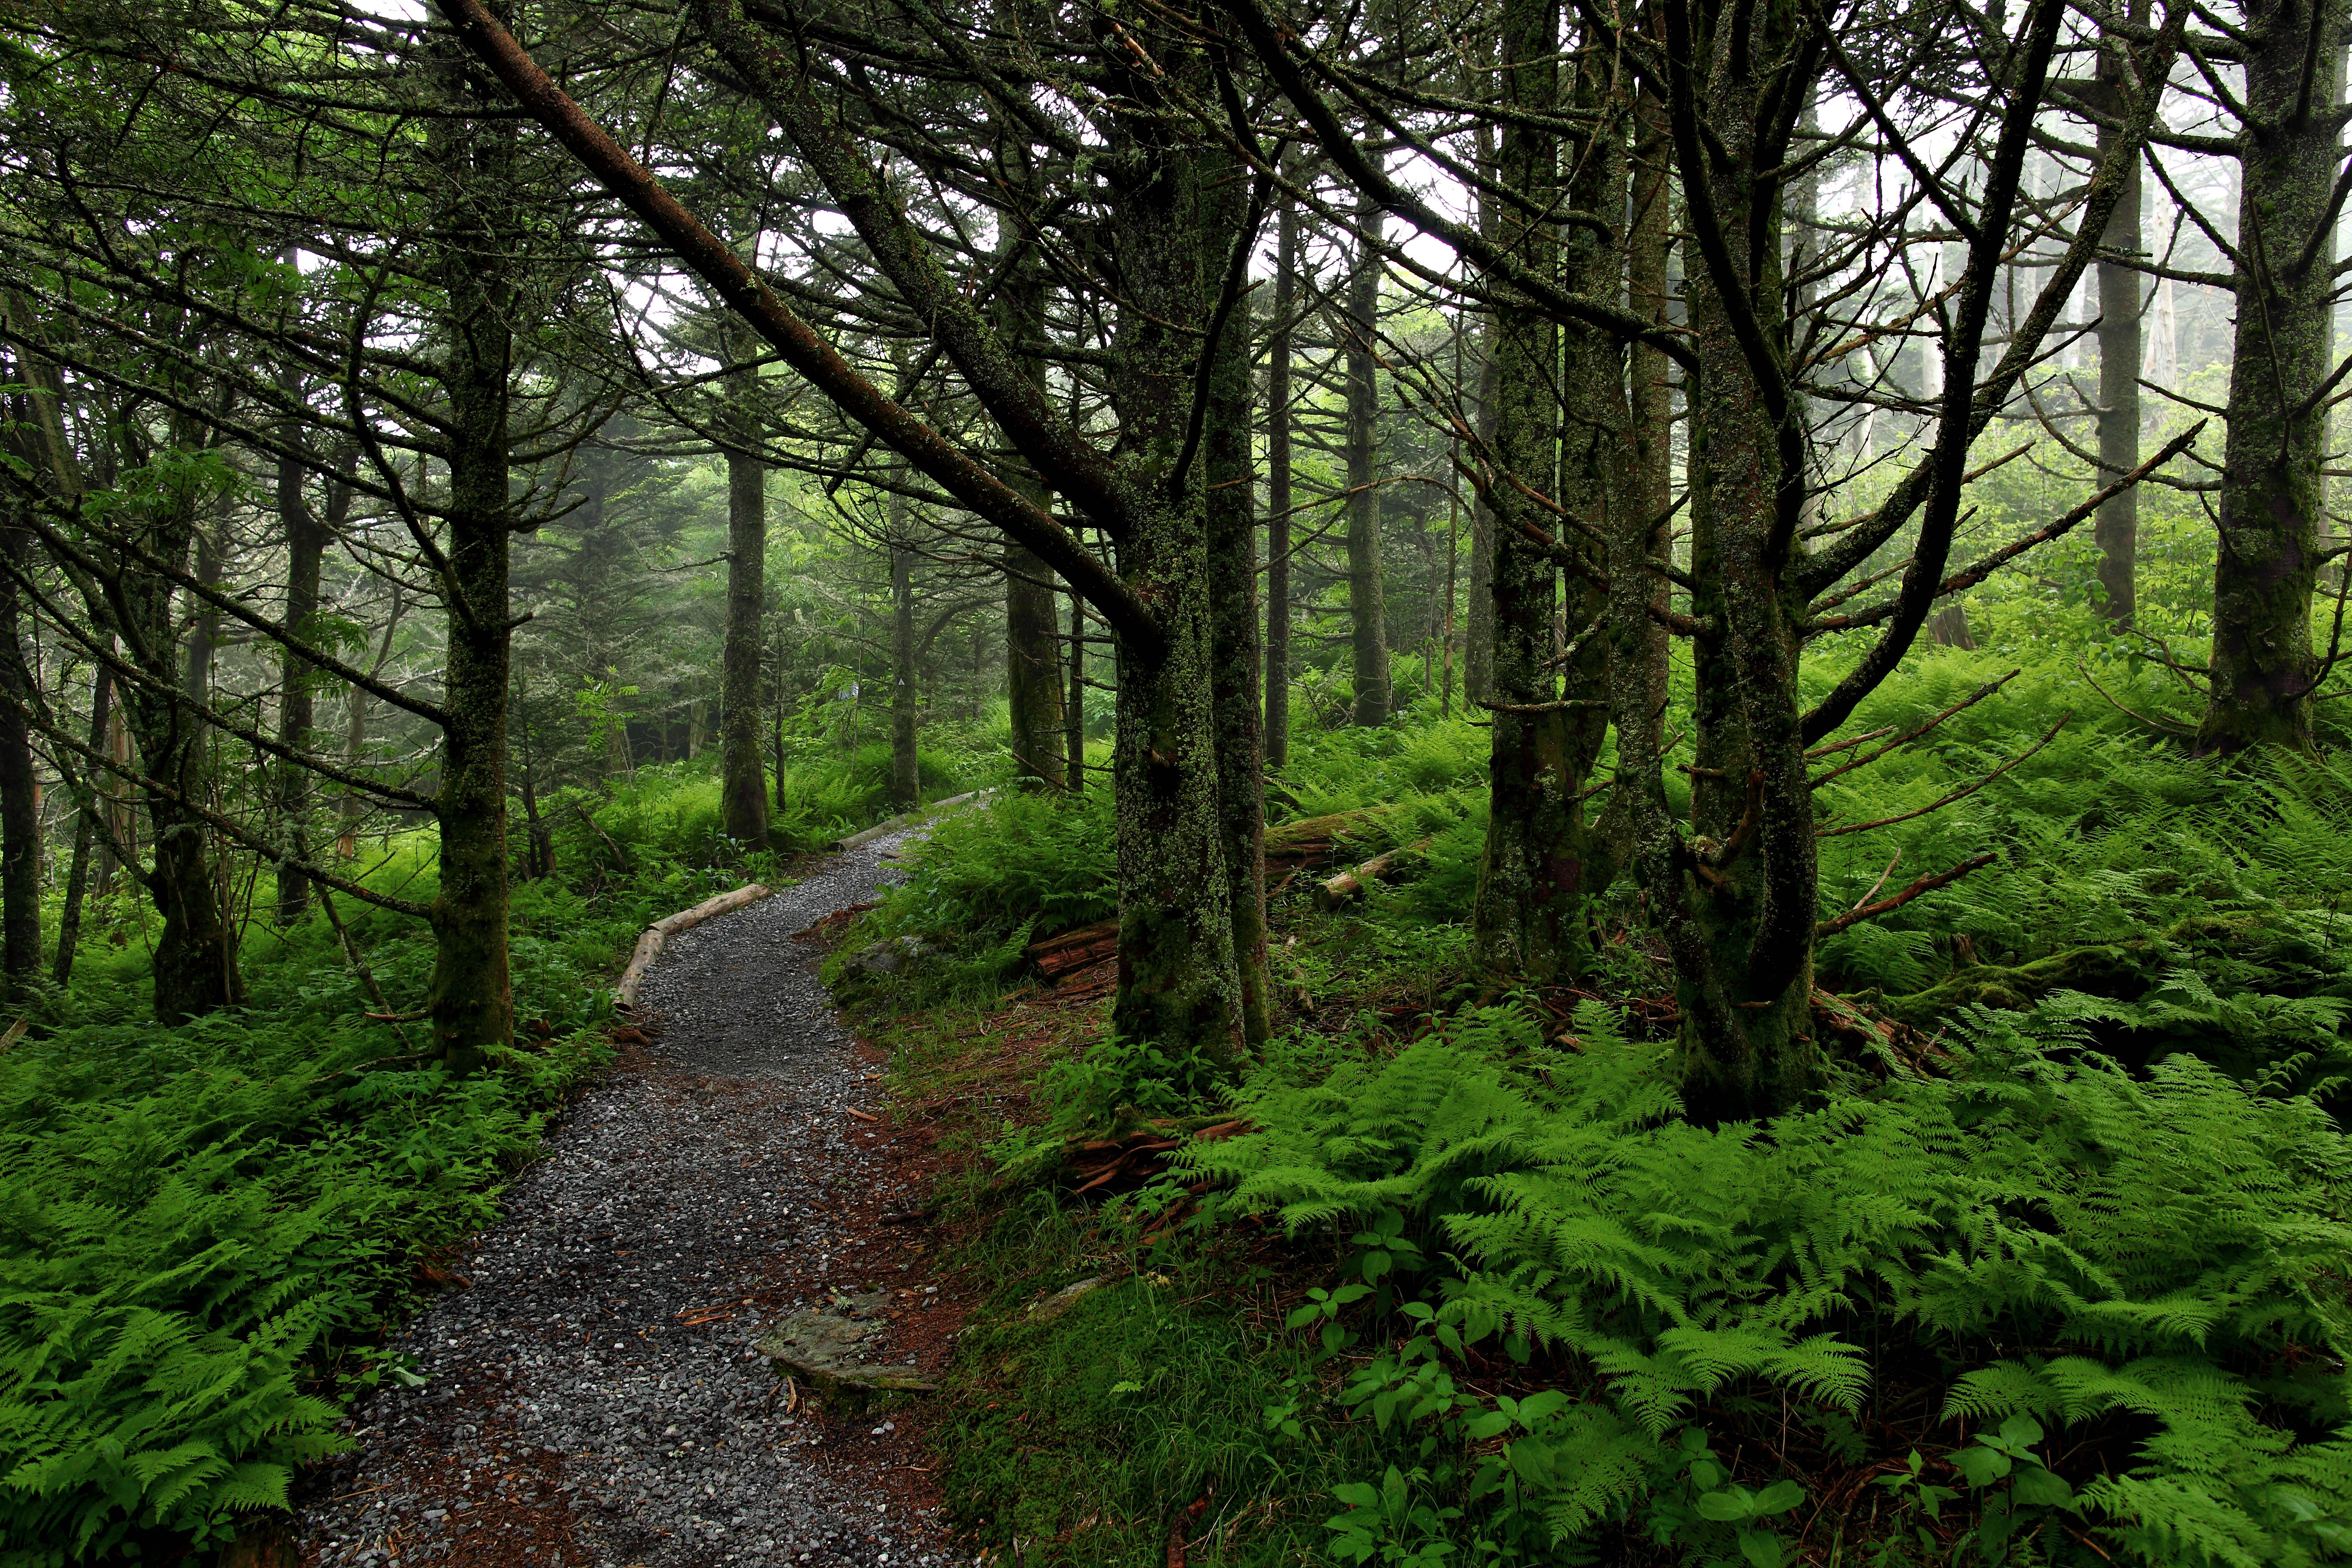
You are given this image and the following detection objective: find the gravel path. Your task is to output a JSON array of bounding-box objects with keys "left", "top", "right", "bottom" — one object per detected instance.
[{"left": 297, "top": 833, "right": 959, "bottom": 1568}]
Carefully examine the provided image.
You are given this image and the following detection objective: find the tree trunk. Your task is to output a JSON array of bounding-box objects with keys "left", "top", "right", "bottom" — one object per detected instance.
[
  {"left": 1065, "top": 586, "right": 1086, "bottom": 792},
  {"left": 423, "top": 17, "right": 518, "bottom": 1074},
  {"left": 1264, "top": 195, "right": 1296, "bottom": 770},
  {"left": 1106, "top": 43, "right": 1244, "bottom": 1063},
  {"left": 0, "top": 512, "right": 39, "bottom": 995},
  {"left": 1344, "top": 209, "right": 1391, "bottom": 726},
  {"left": 1472, "top": 0, "right": 1602, "bottom": 986},
  {"left": 721, "top": 377, "right": 772, "bottom": 847},
  {"left": 1627, "top": 52, "right": 1675, "bottom": 758},
  {"left": 2093, "top": 5, "right": 2147, "bottom": 627},
  {"left": 1669, "top": 3, "right": 1821, "bottom": 1119},
  {"left": 53, "top": 666, "right": 108, "bottom": 987},
  {"left": 273, "top": 436, "right": 332, "bottom": 925},
  {"left": 890, "top": 537, "right": 920, "bottom": 812},
  {"left": 1204, "top": 144, "right": 1271, "bottom": 1046},
  {"left": 1464, "top": 125, "right": 1501, "bottom": 709},
  {"left": 2198, "top": 0, "right": 2342, "bottom": 753}
]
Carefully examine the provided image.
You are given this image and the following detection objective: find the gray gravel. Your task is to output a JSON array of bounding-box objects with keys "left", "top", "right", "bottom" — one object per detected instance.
[{"left": 295, "top": 833, "right": 959, "bottom": 1568}]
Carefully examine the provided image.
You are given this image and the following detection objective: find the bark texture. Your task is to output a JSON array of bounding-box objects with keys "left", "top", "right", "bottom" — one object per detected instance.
[
  {"left": 1104, "top": 39, "right": 1244, "bottom": 1062},
  {"left": 2198, "top": 0, "right": 2342, "bottom": 753}
]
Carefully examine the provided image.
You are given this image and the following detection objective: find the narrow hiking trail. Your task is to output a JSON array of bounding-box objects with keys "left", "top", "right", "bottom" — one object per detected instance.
[{"left": 294, "top": 831, "right": 966, "bottom": 1568}]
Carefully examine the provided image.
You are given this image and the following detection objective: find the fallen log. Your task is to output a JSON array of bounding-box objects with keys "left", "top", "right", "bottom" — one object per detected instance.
[
  {"left": 1027, "top": 916, "right": 1119, "bottom": 981},
  {"left": 1313, "top": 838, "right": 1432, "bottom": 911},
  {"left": 1262, "top": 803, "right": 1409, "bottom": 867},
  {"left": 615, "top": 882, "right": 774, "bottom": 1009}
]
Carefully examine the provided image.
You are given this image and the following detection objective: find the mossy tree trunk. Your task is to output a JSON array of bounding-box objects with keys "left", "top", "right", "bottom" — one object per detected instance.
[
  {"left": 2198, "top": 0, "right": 2344, "bottom": 753},
  {"left": 1660, "top": 0, "right": 1821, "bottom": 1118},
  {"left": 423, "top": 10, "right": 518, "bottom": 1075},
  {"left": 1344, "top": 211, "right": 1391, "bottom": 726},
  {"left": 1105, "top": 42, "right": 1244, "bottom": 1063}
]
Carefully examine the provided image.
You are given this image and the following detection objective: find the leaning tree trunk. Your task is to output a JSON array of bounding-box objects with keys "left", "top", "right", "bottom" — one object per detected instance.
[
  {"left": 1344, "top": 209, "right": 1391, "bottom": 726},
  {"left": 720, "top": 358, "right": 772, "bottom": 848},
  {"left": 1204, "top": 143, "right": 1271, "bottom": 1046},
  {"left": 2199, "top": 0, "right": 2343, "bottom": 753},
  {"left": 423, "top": 18, "right": 518, "bottom": 1074},
  {"left": 0, "top": 510, "right": 39, "bottom": 995}
]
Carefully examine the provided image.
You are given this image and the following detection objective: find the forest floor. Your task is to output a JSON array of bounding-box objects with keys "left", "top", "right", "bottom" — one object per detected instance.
[{"left": 289, "top": 831, "right": 974, "bottom": 1568}]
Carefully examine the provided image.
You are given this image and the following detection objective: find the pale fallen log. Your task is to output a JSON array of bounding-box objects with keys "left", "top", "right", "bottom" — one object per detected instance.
[
  {"left": 1313, "top": 838, "right": 1432, "bottom": 912},
  {"left": 615, "top": 882, "right": 774, "bottom": 1009}
]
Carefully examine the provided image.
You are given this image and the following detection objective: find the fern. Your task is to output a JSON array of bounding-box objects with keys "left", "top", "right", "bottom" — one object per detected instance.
[{"left": 1186, "top": 994, "right": 2352, "bottom": 1563}]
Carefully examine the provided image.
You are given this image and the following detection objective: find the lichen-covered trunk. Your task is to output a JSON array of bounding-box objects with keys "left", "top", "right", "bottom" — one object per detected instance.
[
  {"left": 1106, "top": 44, "right": 1243, "bottom": 1063},
  {"left": 1473, "top": 0, "right": 1603, "bottom": 985},
  {"left": 721, "top": 373, "right": 772, "bottom": 847},
  {"left": 0, "top": 513, "right": 39, "bottom": 994},
  {"left": 1344, "top": 219, "right": 1391, "bottom": 726},
  {"left": 1204, "top": 146, "right": 1270, "bottom": 1047},
  {"left": 1264, "top": 199, "right": 1296, "bottom": 770},
  {"left": 272, "top": 436, "right": 330, "bottom": 924},
  {"left": 424, "top": 20, "right": 517, "bottom": 1074},
  {"left": 2199, "top": 0, "right": 2342, "bottom": 753}
]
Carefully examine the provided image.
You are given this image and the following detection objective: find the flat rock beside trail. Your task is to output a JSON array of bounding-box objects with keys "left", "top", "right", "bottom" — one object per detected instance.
[{"left": 760, "top": 1291, "right": 941, "bottom": 1397}]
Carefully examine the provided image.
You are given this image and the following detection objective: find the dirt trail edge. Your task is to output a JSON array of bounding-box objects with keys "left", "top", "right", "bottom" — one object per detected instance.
[{"left": 296, "top": 829, "right": 962, "bottom": 1568}]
